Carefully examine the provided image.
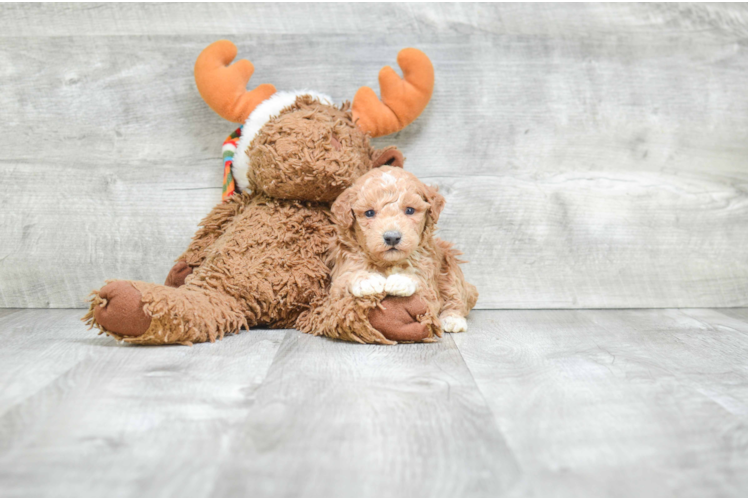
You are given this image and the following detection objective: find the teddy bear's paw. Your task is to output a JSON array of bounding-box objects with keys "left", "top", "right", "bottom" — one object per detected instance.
[
  {"left": 165, "top": 261, "right": 194, "bottom": 288},
  {"left": 93, "top": 281, "right": 152, "bottom": 337},
  {"left": 369, "top": 295, "right": 431, "bottom": 343},
  {"left": 440, "top": 314, "right": 468, "bottom": 333},
  {"left": 351, "top": 274, "right": 387, "bottom": 297},
  {"left": 384, "top": 274, "right": 418, "bottom": 297}
]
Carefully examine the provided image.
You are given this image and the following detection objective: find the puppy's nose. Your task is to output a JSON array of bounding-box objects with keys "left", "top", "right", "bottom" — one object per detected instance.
[{"left": 383, "top": 231, "right": 402, "bottom": 247}]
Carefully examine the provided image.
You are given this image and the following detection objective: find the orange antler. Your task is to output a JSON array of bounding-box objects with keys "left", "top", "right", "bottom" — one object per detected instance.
[
  {"left": 194, "top": 40, "right": 276, "bottom": 123},
  {"left": 352, "top": 48, "right": 434, "bottom": 138}
]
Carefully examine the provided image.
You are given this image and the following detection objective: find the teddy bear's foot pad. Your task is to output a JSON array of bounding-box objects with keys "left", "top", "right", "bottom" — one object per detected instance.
[
  {"left": 369, "top": 295, "right": 431, "bottom": 342},
  {"left": 93, "top": 281, "right": 152, "bottom": 337}
]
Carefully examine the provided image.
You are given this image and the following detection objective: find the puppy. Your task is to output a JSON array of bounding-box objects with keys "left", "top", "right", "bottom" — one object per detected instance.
[{"left": 329, "top": 166, "right": 478, "bottom": 339}]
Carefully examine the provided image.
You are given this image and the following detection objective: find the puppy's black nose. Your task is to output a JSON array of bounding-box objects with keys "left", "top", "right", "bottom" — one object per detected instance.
[{"left": 383, "top": 231, "right": 402, "bottom": 247}]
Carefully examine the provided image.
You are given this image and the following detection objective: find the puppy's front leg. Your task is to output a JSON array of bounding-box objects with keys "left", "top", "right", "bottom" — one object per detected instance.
[
  {"left": 384, "top": 274, "right": 419, "bottom": 297},
  {"left": 350, "top": 273, "right": 387, "bottom": 297}
]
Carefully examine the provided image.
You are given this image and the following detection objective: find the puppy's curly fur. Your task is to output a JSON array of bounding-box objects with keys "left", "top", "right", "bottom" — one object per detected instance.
[{"left": 312, "top": 166, "right": 478, "bottom": 343}]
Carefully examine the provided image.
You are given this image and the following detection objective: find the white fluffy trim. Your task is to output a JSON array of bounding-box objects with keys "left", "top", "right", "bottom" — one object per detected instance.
[{"left": 232, "top": 90, "right": 333, "bottom": 192}]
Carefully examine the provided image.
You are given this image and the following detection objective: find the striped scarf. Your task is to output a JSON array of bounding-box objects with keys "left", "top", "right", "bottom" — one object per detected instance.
[{"left": 221, "top": 126, "right": 242, "bottom": 201}]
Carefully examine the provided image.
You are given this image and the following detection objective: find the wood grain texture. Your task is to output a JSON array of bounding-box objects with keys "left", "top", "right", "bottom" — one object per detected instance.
[
  {"left": 454, "top": 308, "right": 748, "bottom": 496},
  {"left": 210, "top": 332, "right": 518, "bottom": 497},
  {"left": 2, "top": 308, "right": 748, "bottom": 496},
  {"left": 1, "top": 3, "right": 748, "bottom": 308},
  {"left": 2, "top": 3, "right": 747, "bottom": 38},
  {"left": 0, "top": 309, "right": 518, "bottom": 497},
  {"left": 0, "top": 309, "right": 20, "bottom": 320},
  {"left": 0, "top": 309, "right": 285, "bottom": 497}
]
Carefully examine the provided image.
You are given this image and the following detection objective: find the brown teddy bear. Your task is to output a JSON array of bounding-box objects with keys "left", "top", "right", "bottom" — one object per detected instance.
[{"left": 83, "top": 40, "right": 436, "bottom": 345}]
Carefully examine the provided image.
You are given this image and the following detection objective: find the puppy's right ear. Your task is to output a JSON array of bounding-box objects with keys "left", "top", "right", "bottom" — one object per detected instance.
[{"left": 331, "top": 186, "right": 357, "bottom": 229}]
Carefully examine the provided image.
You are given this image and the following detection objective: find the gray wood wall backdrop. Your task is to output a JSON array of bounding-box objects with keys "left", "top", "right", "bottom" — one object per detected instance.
[{"left": 1, "top": 3, "right": 748, "bottom": 309}]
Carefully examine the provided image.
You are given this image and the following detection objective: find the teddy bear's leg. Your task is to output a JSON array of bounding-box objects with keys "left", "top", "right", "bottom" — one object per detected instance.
[
  {"left": 163, "top": 193, "right": 254, "bottom": 287},
  {"left": 87, "top": 281, "right": 152, "bottom": 337},
  {"left": 297, "top": 292, "right": 438, "bottom": 344},
  {"left": 84, "top": 279, "right": 248, "bottom": 346}
]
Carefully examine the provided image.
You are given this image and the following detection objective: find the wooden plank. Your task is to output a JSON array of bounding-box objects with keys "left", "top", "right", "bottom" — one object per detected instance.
[
  {"left": 0, "top": 309, "right": 285, "bottom": 497},
  {"left": 2, "top": 308, "right": 748, "bottom": 496},
  {"left": 453, "top": 308, "right": 748, "bottom": 496},
  {"left": 0, "top": 309, "right": 93, "bottom": 417},
  {"left": 1, "top": 4, "right": 748, "bottom": 308},
  {"left": 0, "top": 309, "right": 20, "bottom": 320},
  {"left": 0, "top": 309, "right": 518, "bottom": 497},
  {"left": 436, "top": 173, "right": 748, "bottom": 309},
  {"left": 210, "top": 331, "right": 518, "bottom": 497},
  {"left": 709, "top": 307, "right": 748, "bottom": 324},
  {"left": 0, "top": 35, "right": 229, "bottom": 308},
  {"left": 1, "top": 3, "right": 747, "bottom": 38}
]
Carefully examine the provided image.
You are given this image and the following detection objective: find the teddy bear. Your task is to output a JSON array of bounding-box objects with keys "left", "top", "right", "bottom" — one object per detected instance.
[{"left": 83, "top": 40, "right": 436, "bottom": 345}]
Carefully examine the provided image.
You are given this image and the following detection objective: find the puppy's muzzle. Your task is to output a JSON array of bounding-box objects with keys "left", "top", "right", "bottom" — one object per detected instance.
[{"left": 383, "top": 230, "right": 402, "bottom": 247}]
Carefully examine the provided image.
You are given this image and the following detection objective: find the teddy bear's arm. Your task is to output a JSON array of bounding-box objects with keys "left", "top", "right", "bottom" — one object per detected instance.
[
  {"left": 296, "top": 289, "right": 395, "bottom": 345},
  {"left": 163, "top": 193, "right": 255, "bottom": 287},
  {"left": 176, "top": 192, "right": 254, "bottom": 268},
  {"left": 298, "top": 258, "right": 437, "bottom": 344}
]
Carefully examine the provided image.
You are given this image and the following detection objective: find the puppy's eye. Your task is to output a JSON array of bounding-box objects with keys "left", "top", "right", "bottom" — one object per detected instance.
[
  {"left": 364, "top": 209, "right": 376, "bottom": 218},
  {"left": 405, "top": 207, "right": 415, "bottom": 215}
]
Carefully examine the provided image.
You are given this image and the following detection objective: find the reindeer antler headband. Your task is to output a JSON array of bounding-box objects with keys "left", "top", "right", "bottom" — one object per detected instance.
[{"left": 194, "top": 40, "right": 434, "bottom": 138}]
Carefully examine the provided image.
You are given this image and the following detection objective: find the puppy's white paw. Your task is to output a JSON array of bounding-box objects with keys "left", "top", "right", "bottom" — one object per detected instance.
[
  {"left": 384, "top": 274, "right": 418, "bottom": 297},
  {"left": 350, "top": 274, "right": 387, "bottom": 297},
  {"left": 441, "top": 315, "right": 468, "bottom": 333}
]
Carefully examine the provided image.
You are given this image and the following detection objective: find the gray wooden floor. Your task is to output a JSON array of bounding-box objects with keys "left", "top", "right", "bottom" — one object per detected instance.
[{"left": 1, "top": 308, "right": 747, "bottom": 497}]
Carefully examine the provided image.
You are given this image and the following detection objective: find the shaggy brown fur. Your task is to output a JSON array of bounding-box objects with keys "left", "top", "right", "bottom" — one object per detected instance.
[
  {"left": 299, "top": 167, "right": 478, "bottom": 344},
  {"left": 84, "top": 97, "right": 421, "bottom": 345},
  {"left": 249, "top": 101, "right": 374, "bottom": 202}
]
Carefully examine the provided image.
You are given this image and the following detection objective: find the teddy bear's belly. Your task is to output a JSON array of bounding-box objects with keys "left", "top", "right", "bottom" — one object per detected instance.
[{"left": 188, "top": 196, "right": 335, "bottom": 328}]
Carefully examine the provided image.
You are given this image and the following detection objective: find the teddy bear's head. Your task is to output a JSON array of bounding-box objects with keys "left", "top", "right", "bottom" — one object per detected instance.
[
  {"left": 194, "top": 41, "right": 433, "bottom": 202},
  {"left": 243, "top": 95, "right": 394, "bottom": 202}
]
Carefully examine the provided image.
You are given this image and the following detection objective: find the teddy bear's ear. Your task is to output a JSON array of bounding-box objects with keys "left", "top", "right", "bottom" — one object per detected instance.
[
  {"left": 372, "top": 147, "right": 405, "bottom": 169},
  {"left": 331, "top": 186, "right": 357, "bottom": 229},
  {"left": 422, "top": 184, "right": 446, "bottom": 225}
]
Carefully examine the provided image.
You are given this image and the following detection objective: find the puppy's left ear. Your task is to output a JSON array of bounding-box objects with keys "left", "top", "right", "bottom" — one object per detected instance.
[
  {"left": 331, "top": 186, "right": 357, "bottom": 230},
  {"left": 372, "top": 146, "right": 405, "bottom": 169},
  {"left": 422, "top": 184, "right": 446, "bottom": 224}
]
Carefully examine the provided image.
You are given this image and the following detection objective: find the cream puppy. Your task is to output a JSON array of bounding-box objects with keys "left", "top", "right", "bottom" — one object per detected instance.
[{"left": 329, "top": 166, "right": 478, "bottom": 335}]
